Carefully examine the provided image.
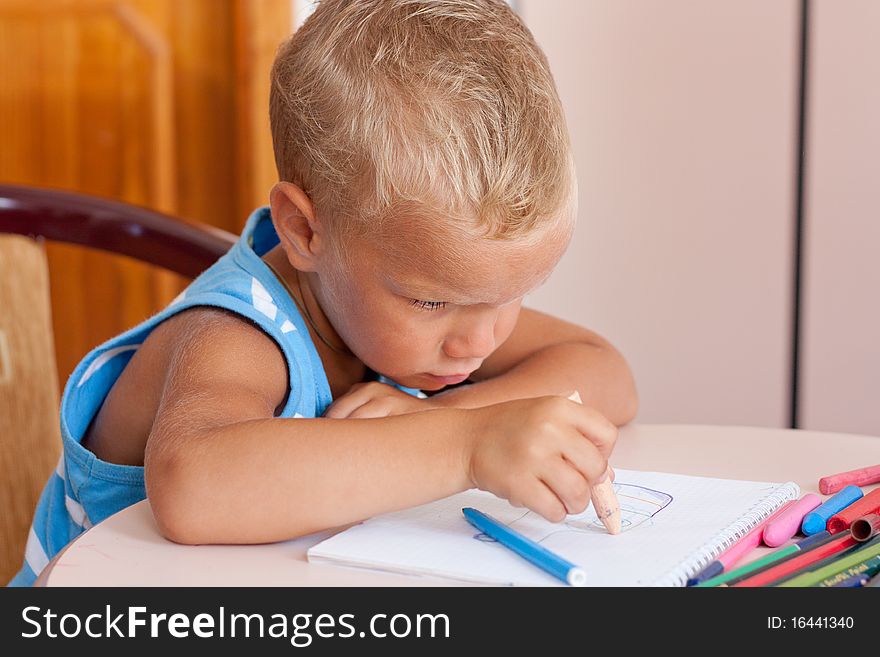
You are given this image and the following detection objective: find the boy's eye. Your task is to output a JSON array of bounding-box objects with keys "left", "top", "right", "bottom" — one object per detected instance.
[{"left": 409, "top": 299, "right": 447, "bottom": 312}]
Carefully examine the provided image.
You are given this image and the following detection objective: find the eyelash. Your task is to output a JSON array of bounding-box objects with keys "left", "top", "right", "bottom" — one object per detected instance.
[{"left": 409, "top": 299, "right": 448, "bottom": 312}]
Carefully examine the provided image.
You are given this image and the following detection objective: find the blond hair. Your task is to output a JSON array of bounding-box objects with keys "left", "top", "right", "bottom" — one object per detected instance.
[{"left": 270, "top": 0, "right": 574, "bottom": 240}]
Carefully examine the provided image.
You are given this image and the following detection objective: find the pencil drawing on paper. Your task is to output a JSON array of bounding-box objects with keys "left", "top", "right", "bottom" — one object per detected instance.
[{"left": 473, "top": 482, "right": 674, "bottom": 544}]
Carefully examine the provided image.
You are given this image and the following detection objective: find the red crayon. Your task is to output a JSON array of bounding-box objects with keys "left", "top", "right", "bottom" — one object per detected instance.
[
  {"left": 827, "top": 488, "right": 880, "bottom": 534},
  {"left": 732, "top": 532, "right": 858, "bottom": 587},
  {"left": 819, "top": 464, "right": 880, "bottom": 495}
]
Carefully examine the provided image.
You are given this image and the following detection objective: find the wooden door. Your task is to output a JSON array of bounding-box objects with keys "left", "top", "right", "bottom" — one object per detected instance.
[{"left": 0, "top": 0, "right": 290, "bottom": 387}]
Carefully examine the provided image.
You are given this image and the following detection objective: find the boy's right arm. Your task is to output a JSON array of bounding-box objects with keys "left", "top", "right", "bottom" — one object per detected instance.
[{"left": 145, "top": 310, "right": 617, "bottom": 545}]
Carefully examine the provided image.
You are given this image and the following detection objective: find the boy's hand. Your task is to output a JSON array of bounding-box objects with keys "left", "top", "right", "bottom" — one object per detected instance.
[
  {"left": 465, "top": 396, "right": 618, "bottom": 523},
  {"left": 324, "top": 381, "right": 439, "bottom": 419}
]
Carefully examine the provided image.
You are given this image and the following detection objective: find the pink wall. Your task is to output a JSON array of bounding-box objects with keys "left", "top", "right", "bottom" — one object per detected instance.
[
  {"left": 519, "top": 1, "right": 798, "bottom": 426},
  {"left": 801, "top": 0, "right": 880, "bottom": 436}
]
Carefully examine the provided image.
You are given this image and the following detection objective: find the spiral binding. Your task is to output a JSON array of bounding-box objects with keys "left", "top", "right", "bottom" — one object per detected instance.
[{"left": 655, "top": 481, "right": 801, "bottom": 587}]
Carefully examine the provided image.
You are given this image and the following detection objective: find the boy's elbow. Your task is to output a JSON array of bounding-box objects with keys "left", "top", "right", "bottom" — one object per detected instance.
[
  {"left": 152, "top": 499, "right": 315, "bottom": 546},
  {"left": 152, "top": 501, "right": 202, "bottom": 545},
  {"left": 145, "top": 449, "right": 318, "bottom": 545},
  {"left": 145, "top": 448, "right": 207, "bottom": 545},
  {"left": 148, "top": 485, "right": 201, "bottom": 546},
  {"left": 150, "top": 485, "right": 231, "bottom": 546},
  {"left": 613, "top": 377, "right": 639, "bottom": 427},
  {"left": 617, "top": 395, "right": 639, "bottom": 427},
  {"left": 585, "top": 339, "right": 638, "bottom": 426}
]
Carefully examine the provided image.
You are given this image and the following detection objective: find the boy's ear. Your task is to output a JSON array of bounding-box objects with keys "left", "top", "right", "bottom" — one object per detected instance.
[{"left": 269, "top": 182, "right": 323, "bottom": 272}]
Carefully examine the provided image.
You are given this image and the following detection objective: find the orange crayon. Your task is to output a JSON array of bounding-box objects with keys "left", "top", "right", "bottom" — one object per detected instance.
[{"left": 569, "top": 391, "right": 621, "bottom": 534}]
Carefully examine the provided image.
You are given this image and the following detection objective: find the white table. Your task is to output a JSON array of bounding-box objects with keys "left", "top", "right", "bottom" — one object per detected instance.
[{"left": 41, "top": 424, "right": 880, "bottom": 586}]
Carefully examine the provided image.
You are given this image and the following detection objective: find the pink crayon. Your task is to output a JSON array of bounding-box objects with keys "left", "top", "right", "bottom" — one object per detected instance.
[
  {"left": 762, "top": 493, "right": 822, "bottom": 547},
  {"left": 819, "top": 464, "right": 880, "bottom": 495},
  {"left": 718, "top": 500, "right": 797, "bottom": 569}
]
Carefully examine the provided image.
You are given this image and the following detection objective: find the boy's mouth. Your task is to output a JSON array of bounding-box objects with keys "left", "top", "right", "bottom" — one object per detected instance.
[{"left": 425, "top": 373, "right": 471, "bottom": 386}]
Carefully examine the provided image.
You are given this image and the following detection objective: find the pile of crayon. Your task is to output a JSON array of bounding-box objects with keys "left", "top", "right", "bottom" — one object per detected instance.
[{"left": 687, "top": 464, "right": 880, "bottom": 587}]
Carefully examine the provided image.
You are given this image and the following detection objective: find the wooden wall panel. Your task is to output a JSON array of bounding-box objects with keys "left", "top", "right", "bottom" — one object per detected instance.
[
  {"left": 234, "top": 0, "right": 293, "bottom": 226},
  {"left": 0, "top": 0, "right": 290, "bottom": 389}
]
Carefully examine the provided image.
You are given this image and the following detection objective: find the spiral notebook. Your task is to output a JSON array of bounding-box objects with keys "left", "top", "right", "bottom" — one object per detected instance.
[{"left": 307, "top": 469, "right": 800, "bottom": 586}]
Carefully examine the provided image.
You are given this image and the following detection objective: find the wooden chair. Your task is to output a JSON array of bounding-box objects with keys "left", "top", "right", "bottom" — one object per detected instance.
[{"left": 0, "top": 184, "right": 236, "bottom": 585}]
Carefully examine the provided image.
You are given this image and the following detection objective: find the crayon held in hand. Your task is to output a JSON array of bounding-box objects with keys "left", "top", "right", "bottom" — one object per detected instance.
[
  {"left": 568, "top": 391, "right": 621, "bottom": 535},
  {"left": 591, "top": 474, "right": 622, "bottom": 535}
]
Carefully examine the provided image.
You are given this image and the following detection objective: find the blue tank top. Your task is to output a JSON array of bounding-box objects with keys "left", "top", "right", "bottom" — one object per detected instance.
[{"left": 8, "top": 207, "right": 420, "bottom": 586}]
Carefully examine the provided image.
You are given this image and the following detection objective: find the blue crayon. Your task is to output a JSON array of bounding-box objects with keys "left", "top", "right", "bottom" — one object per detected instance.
[
  {"left": 797, "top": 530, "right": 833, "bottom": 549},
  {"left": 686, "top": 561, "right": 724, "bottom": 587},
  {"left": 801, "top": 485, "right": 864, "bottom": 536},
  {"left": 462, "top": 507, "right": 587, "bottom": 586}
]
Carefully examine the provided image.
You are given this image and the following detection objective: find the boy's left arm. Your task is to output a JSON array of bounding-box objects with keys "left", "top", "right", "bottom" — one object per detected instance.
[
  {"left": 326, "top": 307, "right": 638, "bottom": 426},
  {"left": 430, "top": 307, "right": 638, "bottom": 426}
]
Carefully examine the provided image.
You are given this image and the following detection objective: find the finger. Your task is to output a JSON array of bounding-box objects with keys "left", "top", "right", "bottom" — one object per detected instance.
[
  {"left": 559, "top": 431, "right": 609, "bottom": 485},
  {"left": 541, "top": 457, "right": 592, "bottom": 515},
  {"left": 324, "top": 394, "right": 365, "bottom": 419},
  {"left": 348, "top": 400, "right": 392, "bottom": 419},
  {"left": 324, "top": 398, "right": 362, "bottom": 419},
  {"left": 524, "top": 478, "right": 568, "bottom": 524},
  {"left": 565, "top": 402, "right": 618, "bottom": 460},
  {"left": 324, "top": 385, "right": 377, "bottom": 418}
]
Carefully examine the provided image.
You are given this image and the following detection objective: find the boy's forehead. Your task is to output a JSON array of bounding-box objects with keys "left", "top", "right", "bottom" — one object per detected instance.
[{"left": 371, "top": 219, "right": 570, "bottom": 304}]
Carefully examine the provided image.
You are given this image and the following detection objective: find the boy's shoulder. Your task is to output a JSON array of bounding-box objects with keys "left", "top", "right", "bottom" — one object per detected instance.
[
  {"left": 83, "top": 306, "right": 288, "bottom": 466},
  {"left": 158, "top": 305, "right": 288, "bottom": 373},
  {"left": 151, "top": 305, "right": 290, "bottom": 415}
]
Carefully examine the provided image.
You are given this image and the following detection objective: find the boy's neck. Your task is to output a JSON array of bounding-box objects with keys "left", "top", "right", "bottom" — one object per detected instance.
[{"left": 261, "top": 248, "right": 366, "bottom": 399}]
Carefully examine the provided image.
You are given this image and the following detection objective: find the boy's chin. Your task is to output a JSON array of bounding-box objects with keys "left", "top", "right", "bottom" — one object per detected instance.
[
  {"left": 383, "top": 372, "right": 444, "bottom": 391},
  {"left": 394, "top": 375, "right": 441, "bottom": 391},
  {"left": 418, "top": 380, "right": 449, "bottom": 392}
]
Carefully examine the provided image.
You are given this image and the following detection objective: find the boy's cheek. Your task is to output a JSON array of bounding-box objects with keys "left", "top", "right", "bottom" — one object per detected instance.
[{"left": 494, "top": 305, "right": 522, "bottom": 344}]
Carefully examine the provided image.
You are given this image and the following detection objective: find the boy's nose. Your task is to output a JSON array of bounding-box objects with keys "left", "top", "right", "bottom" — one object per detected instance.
[{"left": 442, "top": 318, "right": 497, "bottom": 361}]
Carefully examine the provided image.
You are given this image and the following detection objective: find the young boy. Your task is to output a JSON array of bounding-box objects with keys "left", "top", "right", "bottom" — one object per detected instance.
[{"left": 10, "top": 0, "right": 637, "bottom": 586}]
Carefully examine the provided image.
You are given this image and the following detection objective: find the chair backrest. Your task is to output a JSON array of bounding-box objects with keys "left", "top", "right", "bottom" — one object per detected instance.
[
  {"left": 0, "top": 184, "right": 237, "bottom": 584},
  {"left": 0, "top": 236, "right": 62, "bottom": 585},
  {"left": 0, "top": 184, "right": 236, "bottom": 278}
]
